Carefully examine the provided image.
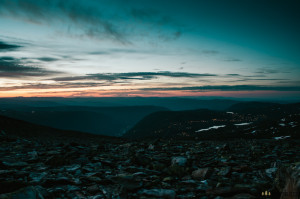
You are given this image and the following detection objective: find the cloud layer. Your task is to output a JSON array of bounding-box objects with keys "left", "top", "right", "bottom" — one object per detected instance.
[
  {"left": 0, "top": 0, "right": 299, "bottom": 98},
  {"left": 141, "top": 85, "right": 300, "bottom": 91},
  {"left": 51, "top": 71, "right": 217, "bottom": 81},
  {"left": 0, "top": 0, "right": 182, "bottom": 44},
  {"left": 0, "top": 55, "right": 62, "bottom": 78},
  {"left": 0, "top": 41, "right": 21, "bottom": 51}
]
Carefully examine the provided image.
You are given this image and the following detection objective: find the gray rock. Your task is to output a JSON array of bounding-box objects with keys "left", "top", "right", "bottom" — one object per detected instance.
[
  {"left": 2, "top": 161, "right": 28, "bottom": 168},
  {"left": 218, "top": 166, "right": 231, "bottom": 176},
  {"left": 171, "top": 157, "right": 187, "bottom": 166},
  {"left": 86, "top": 184, "right": 99, "bottom": 194},
  {"left": 29, "top": 172, "right": 47, "bottom": 183},
  {"left": 111, "top": 174, "right": 142, "bottom": 191},
  {"left": 139, "top": 189, "right": 176, "bottom": 199},
  {"left": 265, "top": 167, "right": 277, "bottom": 179},
  {"left": 65, "top": 164, "right": 81, "bottom": 172},
  {"left": 231, "top": 193, "right": 256, "bottom": 199},
  {"left": 192, "top": 168, "right": 211, "bottom": 180},
  {"left": 0, "top": 186, "right": 45, "bottom": 199}
]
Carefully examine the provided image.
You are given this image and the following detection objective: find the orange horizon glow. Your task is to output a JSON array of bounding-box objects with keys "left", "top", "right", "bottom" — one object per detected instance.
[{"left": 1, "top": 89, "right": 300, "bottom": 98}]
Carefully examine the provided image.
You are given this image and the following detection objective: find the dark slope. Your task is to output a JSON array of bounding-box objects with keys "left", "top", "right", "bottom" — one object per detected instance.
[
  {"left": 123, "top": 103, "right": 300, "bottom": 140},
  {"left": 228, "top": 102, "right": 300, "bottom": 117},
  {"left": 228, "top": 101, "right": 279, "bottom": 112},
  {"left": 0, "top": 106, "right": 167, "bottom": 136},
  {"left": 123, "top": 109, "right": 233, "bottom": 139},
  {"left": 0, "top": 115, "right": 119, "bottom": 143}
]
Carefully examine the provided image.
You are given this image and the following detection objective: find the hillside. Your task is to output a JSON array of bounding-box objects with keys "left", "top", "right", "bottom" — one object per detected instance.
[
  {"left": 0, "top": 105, "right": 167, "bottom": 136},
  {"left": 123, "top": 103, "right": 300, "bottom": 140},
  {"left": 0, "top": 115, "right": 120, "bottom": 143}
]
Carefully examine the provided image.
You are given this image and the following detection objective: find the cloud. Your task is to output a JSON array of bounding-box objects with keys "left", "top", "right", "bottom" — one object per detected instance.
[
  {"left": 0, "top": 57, "right": 62, "bottom": 78},
  {"left": 0, "top": 82, "right": 108, "bottom": 91},
  {"left": 234, "top": 78, "right": 288, "bottom": 82},
  {"left": 201, "top": 50, "right": 219, "bottom": 55},
  {"left": 0, "top": 41, "right": 21, "bottom": 51},
  {"left": 0, "top": 56, "right": 16, "bottom": 61},
  {"left": 0, "top": 0, "right": 183, "bottom": 44},
  {"left": 224, "top": 58, "right": 242, "bottom": 62},
  {"left": 88, "top": 48, "right": 143, "bottom": 55},
  {"left": 227, "top": 73, "right": 241, "bottom": 76},
  {"left": 255, "top": 68, "right": 280, "bottom": 74},
  {"left": 130, "top": 7, "right": 181, "bottom": 28},
  {"left": 130, "top": 7, "right": 183, "bottom": 41},
  {"left": 140, "top": 85, "right": 300, "bottom": 91},
  {"left": 37, "top": 57, "right": 59, "bottom": 62},
  {"left": 88, "top": 47, "right": 176, "bottom": 56},
  {"left": 0, "top": 0, "right": 129, "bottom": 44},
  {"left": 51, "top": 71, "right": 218, "bottom": 81}
]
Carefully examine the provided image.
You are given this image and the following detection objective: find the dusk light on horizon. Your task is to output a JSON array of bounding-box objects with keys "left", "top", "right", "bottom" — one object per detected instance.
[{"left": 0, "top": 0, "right": 300, "bottom": 99}]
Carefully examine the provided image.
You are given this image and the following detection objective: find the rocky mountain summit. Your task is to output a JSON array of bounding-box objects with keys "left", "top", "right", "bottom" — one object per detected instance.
[{"left": 0, "top": 127, "right": 299, "bottom": 198}]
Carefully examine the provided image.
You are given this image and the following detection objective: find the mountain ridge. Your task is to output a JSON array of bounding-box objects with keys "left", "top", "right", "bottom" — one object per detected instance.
[{"left": 123, "top": 102, "right": 300, "bottom": 140}]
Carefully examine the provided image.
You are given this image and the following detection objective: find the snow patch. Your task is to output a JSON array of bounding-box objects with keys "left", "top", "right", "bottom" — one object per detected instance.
[
  {"left": 234, "top": 122, "right": 252, "bottom": 126},
  {"left": 195, "top": 125, "right": 226, "bottom": 132},
  {"left": 273, "top": 136, "right": 291, "bottom": 140},
  {"left": 226, "top": 112, "right": 234, "bottom": 114}
]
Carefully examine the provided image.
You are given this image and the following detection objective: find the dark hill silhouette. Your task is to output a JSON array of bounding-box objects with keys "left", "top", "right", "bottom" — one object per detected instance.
[
  {"left": 0, "top": 115, "right": 119, "bottom": 143},
  {"left": 0, "top": 106, "right": 167, "bottom": 136}
]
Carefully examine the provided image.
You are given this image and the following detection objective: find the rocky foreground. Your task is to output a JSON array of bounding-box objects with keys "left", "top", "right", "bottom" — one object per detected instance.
[{"left": 0, "top": 132, "right": 299, "bottom": 199}]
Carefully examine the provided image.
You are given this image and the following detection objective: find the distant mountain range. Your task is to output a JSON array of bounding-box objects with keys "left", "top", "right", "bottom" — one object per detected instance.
[
  {"left": 0, "top": 98, "right": 299, "bottom": 140},
  {"left": 0, "top": 97, "right": 240, "bottom": 110},
  {"left": 0, "top": 97, "right": 241, "bottom": 137},
  {"left": 123, "top": 102, "right": 300, "bottom": 140}
]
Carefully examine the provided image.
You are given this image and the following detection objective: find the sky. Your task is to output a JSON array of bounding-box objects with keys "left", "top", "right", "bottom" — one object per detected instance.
[{"left": 0, "top": 0, "right": 300, "bottom": 98}]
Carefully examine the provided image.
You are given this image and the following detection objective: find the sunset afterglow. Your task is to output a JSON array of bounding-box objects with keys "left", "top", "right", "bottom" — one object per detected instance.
[{"left": 0, "top": 0, "right": 300, "bottom": 99}]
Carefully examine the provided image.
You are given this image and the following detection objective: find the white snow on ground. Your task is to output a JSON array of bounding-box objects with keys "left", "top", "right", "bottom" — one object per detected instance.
[
  {"left": 289, "top": 122, "right": 297, "bottom": 127},
  {"left": 195, "top": 125, "right": 226, "bottom": 132},
  {"left": 226, "top": 112, "right": 234, "bottom": 114},
  {"left": 234, "top": 122, "right": 252, "bottom": 126},
  {"left": 273, "top": 136, "right": 291, "bottom": 140}
]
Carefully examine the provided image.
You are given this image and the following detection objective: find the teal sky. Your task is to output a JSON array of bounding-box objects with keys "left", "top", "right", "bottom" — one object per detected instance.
[{"left": 0, "top": 0, "right": 300, "bottom": 98}]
